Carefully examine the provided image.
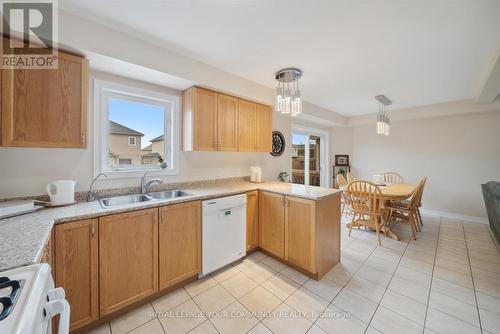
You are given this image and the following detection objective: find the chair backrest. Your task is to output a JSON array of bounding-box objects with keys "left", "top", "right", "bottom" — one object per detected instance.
[
  {"left": 347, "top": 181, "right": 383, "bottom": 215},
  {"left": 409, "top": 177, "right": 427, "bottom": 209},
  {"left": 383, "top": 172, "right": 404, "bottom": 184},
  {"left": 336, "top": 174, "right": 348, "bottom": 187},
  {"left": 346, "top": 172, "right": 355, "bottom": 183}
]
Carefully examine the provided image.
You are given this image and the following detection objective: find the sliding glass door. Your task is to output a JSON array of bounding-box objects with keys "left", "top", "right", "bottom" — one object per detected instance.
[{"left": 292, "top": 127, "right": 329, "bottom": 187}]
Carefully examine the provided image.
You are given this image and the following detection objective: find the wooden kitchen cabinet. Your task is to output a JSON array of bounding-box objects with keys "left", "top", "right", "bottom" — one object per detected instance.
[
  {"left": 1, "top": 49, "right": 88, "bottom": 148},
  {"left": 256, "top": 104, "right": 272, "bottom": 152},
  {"left": 246, "top": 190, "right": 259, "bottom": 251},
  {"left": 183, "top": 87, "right": 218, "bottom": 151},
  {"left": 258, "top": 191, "right": 285, "bottom": 258},
  {"left": 99, "top": 208, "right": 158, "bottom": 315},
  {"left": 54, "top": 219, "right": 98, "bottom": 331},
  {"left": 159, "top": 201, "right": 201, "bottom": 290},
  {"left": 217, "top": 94, "right": 238, "bottom": 151},
  {"left": 285, "top": 196, "right": 316, "bottom": 273},
  {"left": 238, "top": 100, "right": 257, "bottom": 151}
]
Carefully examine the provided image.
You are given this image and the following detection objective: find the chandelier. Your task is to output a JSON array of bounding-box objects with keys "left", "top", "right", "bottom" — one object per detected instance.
[
  {"left": 275, "top": 68, "right": 302, "bottom": 117},
  {"left": 375, "top": 95, "right": 391, "bottom": 136}
]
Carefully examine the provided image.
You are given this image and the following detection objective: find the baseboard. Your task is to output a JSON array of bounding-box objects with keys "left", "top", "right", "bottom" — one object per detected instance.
[{"left": 421, "top": 208, "right": 489, "bottom": 224}]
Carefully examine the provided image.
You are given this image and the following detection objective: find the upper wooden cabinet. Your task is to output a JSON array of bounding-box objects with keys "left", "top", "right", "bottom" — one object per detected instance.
[
  {"left": 1, "top": 50, "right": 88, "bottom": 148},
  {"left": 183, "top": 86, "right": 272, "bottom": 152},
  {"left": 159, "top": 201, "right": 201, "bottom": 290},
  {"left": 54, "top": 219, "right": 98, "bottom": 331},
  {"left": 217, "top": 94, "right": 238, "bottom": 151},
  {"left": 99, "top": 208, "right": 158, "bottom": 316}
]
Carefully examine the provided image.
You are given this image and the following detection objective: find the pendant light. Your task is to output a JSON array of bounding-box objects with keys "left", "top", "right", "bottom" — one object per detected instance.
[
  {"left": 275, "top": 68, "right": 302, "bottom": 117},
  {"left": 375, "top": 95, "right": 391, "bottom": 136}
]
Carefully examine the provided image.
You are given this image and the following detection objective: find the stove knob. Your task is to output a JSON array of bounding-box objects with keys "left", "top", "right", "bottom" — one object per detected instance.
[{"left": 47, "top": 287, "right": 65, "bottom": 301}]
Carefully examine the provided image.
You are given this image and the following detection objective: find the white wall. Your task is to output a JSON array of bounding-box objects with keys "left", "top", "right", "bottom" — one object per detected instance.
[{"left": 349, "top": 111, "right": 500, "bottom": 219}]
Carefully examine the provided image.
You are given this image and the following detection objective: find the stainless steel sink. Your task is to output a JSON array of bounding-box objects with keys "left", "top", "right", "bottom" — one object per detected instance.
[
  {"left": 147, "top": 190, "right": 192, "bottom": 200},
  {"left": 99, "top": 194, "right": 153, "bottom": 208}
]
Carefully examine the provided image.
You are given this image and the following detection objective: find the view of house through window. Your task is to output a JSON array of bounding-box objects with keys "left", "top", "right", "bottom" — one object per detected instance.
[{"left": 108, "top": 97, "right": 167, "bottom": 169}]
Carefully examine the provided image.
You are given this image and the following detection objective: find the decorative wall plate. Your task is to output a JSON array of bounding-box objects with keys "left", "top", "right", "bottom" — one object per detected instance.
[{"left": 271, "top": 131, "right": 285, "bottom": 156}]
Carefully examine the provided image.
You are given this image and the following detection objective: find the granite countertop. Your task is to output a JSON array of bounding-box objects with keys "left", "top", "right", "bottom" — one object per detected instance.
[{"left": 0, "top": 180, "right": 341, "bottom": 272}]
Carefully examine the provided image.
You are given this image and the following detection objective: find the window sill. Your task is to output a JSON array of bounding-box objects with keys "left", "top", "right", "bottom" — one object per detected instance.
[{"left": 97, "top": 168, "right": 179, "bottom": 179}]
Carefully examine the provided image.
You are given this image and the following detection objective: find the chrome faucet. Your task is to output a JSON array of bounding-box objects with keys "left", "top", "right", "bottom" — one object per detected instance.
[
  {"left": 141, "top": 171, "right": 163, "bottom": 194},
  {"left": 87, "top": 173, "right": 108, "bottom": 201}
]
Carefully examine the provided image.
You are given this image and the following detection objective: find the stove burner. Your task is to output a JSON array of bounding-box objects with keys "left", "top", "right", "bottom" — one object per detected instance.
[{"left": 0, "top": 277, "right": 24, "bottom": 321}]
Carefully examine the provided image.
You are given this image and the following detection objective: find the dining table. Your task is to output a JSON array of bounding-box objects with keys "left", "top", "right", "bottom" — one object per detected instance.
[{"left": 339, "top": 182, "right": 418, "bottom": 241}]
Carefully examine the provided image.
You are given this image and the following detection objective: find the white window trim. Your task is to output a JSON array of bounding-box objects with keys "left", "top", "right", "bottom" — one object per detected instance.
[
  {"left": 128, "top": 136, "right": 136, "bottom": 146},
  {"left": 93, "top": 79, "right": 180, "bottom": 178}
]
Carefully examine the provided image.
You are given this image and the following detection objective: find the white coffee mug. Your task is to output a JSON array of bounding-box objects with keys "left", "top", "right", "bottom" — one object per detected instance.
[{"left": 46, "top": 180, "right": 76, "bottom": 205}]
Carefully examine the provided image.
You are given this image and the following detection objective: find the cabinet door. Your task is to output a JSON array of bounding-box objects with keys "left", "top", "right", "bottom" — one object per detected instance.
[
  {"left": 54, "top": 219, "right": 98, "bottom": 331},
  {"left": 99, "top": 208, "right": 158, "bottom": 315},
  {"left": 256, "top": 104, "right": 272, "bottom": 152},
  {"left": 285, "top": 196, "right": 316, "bottom": 273},
  {"left": 1, "top": 50, "right": 88, "bottom": 148},
  {"left": 159, "top": 201, "right": 201, "bottom": 290},
  {"left": 258, "top": 191, "right": 285, "bottom": 258},
  {"left": 192, "top": 87, "right": 217, "bottom": 151},
  {"left": 238, "top": 100, "right": 256, "bottom": 152},
  {"left": 217, "top": 94, "right": 238, "bottom": 151},
  {"left": 246, "top": 191, "right": 259, "bottom": 251}
]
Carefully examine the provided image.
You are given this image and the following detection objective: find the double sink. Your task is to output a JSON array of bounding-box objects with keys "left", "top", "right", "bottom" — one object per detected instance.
[{"left": 99, "top": 190, "right": 192, "bottom": 209}]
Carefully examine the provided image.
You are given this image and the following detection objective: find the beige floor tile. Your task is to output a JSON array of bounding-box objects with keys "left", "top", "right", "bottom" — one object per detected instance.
[
  {"left": 262, "top": 273, "right": 300, "bottom": 300},
  {"left": 399, "top": 256, "right": 434, "bottom": 275},
  {"left": 232, "top": 257, "right": 262, "bottom": 271},
  {"left": 260, "top": 256, "right": 287, "bottom": 271},
  {"left": 429, "top": 290, "right": 480, "bottom": 327},
  {"left": 285, "top": 287, "right": 329, "bottom": 321},
  {"left": 188, "top": 320, "right": 218, "bottom": 334},
  {"left": 435, "top": 256, "right": 471, "bottom": 276},
  {"left": 110, "top": 303, "right": 155, "bottom": 334},
  {"left": 380, "top": 289, "right": 426, "bottom": 325},
  {"left": 210, "top": 265, "right": 241, "bottom": 283},
  {"left": 129, "top": 319, "right": 165, "bottom": 334},
  {"left": 425, "top": 307, "right": 481, "bottom": 334},
  {"left": 210, "top": 301, "right": 259, "bottom": 334},
  {"left": 371, "top": 306, "right": 423, "bottom": 334},
  {"left": 479, "top": 308, "right": 500, "bottom": 334},
  {"left": 315, "top": 304, "right": 367, "bottom": 334},
  {"left": 262, "top": 302, "right": 313, "bottom": 334},
  {"left": 388, "top": 275, "right": 430, "bottom": 305},
  {"left": 332, "top": 288, "right": 378, "bottom": 323},
  {"left": 184, "top": 276, "right": 218, "bottom": 297},
  {"left": 220, "top": 272, "right": 259, "bottom": 298},
  {"left": 247, "top": 323, "right": 273, "bottom": 334},
  {"left": 476, "top": 291, "right": 500, "bottom": 315},
  {"left": 306, "top": 324, "right": 328, "bottom": 334},
  {"left": 365, "top": 326, "right": 384, "bottom": 334},
  {"left": 431, "top": 277, "right": 476, "bottom": 306},
  {"left": 243, "top": 262, "right": 277, "bottom": 284},
  {"left": 303, "top": 277, "right": 342, "bottom": 302},
  {"left": 247, "top": 251, "right": 267, "bottom": 262},
  {"left": 152, "top": 288, "right": 191, "bottom": 312},
  {"left": 433, "top": 266, "right": 473, "bottom": 289},
  {"left": 193, "top": 284, "right": 236, "bottom": 315},
  {"left": 239, "top": 286, "right": 282, "bottom": 319},
  {"left": 84, "top": 323, "right": 111, "bottom": 334},
  {"left": 364, "top": 255, "right": 398, "bottom": 274},
  {"left": 335, "top": 257, "right": 363, "bottom": 274},
  {"left": 345, "top": 275, "right": 386, "bottom": 303},
  {"left": 280, "top": 266, "right": 310, "bottom": 285},
  {"left": 324, "top": 266, "right": 353, "bottom": 286},
  {"left": 159, "top": 299, "right": 206, "bottom": 334},
  {"left": 356, "top": 265, "right": 393, "bottom": 287},
  {"left": 394, "top": 265, "right": 432, "bottom": 287}
]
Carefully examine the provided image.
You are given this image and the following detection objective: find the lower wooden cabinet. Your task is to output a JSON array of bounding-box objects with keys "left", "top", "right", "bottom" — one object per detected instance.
[
  {"left": 99, "top": 208, "right": 158, "bottom": 315},
  {"left": 54, "top": 219, "right": 98, "bottom": 331},
  {"left": 246, "top": 191, "right": 259, "bottom": 251},
  {"left": 258, "top": 191, "right": 285, "bottom": 258},
  {"left": 159, "top": 201, "right": 201, "bottom": 290}
]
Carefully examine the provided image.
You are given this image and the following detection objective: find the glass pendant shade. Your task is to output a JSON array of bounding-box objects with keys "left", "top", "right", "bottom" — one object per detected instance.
[{"left": 275, "top": 69, "right": 302, "bottom": 117}]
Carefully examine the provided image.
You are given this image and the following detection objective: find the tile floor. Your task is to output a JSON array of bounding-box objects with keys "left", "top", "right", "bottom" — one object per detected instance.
[{"left": 84, "top": 214, "right": 500, "bottom": 334}]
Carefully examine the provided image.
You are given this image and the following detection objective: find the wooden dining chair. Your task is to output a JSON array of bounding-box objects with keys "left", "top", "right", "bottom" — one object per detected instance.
[
  {"left": 346, "top": 172, "right": 355, "bottom": 183},
  {"left": 385, "top": 177, "right": 426, "bottom": 239},
  {"left": 415, "top": 177, "right": 427, "bottom": 229},
  {"left": 337, "top": 174, "right": 352, "bottom": 216},
  {"left": 383, "top": 172, "right": 404, "bottom": 184},
  {"left": 347, "top": 181, "right": 387, "bottom": 245}
]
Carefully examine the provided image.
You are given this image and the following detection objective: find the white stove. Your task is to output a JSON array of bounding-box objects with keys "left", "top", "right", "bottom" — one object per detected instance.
[{"left": 0, "top": 264, "right": 70, "bottom": 334}]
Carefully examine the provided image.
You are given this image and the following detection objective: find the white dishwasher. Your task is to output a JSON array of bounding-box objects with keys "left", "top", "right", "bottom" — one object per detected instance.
[{"left": 202, "top": 194, "right": 247, "bottom": 276}]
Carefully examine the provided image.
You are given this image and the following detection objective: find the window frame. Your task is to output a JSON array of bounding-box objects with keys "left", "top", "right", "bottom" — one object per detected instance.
[
  {"left": 128, "top": 136, "right": 136, "bottom": 146},
  {"left": 93, "top": 79, "right": 180, "bottom": 178}
]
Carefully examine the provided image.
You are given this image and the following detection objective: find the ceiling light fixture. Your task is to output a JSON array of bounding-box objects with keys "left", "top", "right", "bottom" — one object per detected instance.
[
  {"left": 375, "top": 95, "right": 391, "bottom": 136},
  {"left": 275, "top": 68, "right": 302, "bottom": 117}
]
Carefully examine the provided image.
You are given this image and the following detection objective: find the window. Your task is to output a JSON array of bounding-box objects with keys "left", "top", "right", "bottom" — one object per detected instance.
[{"left": 94, "top": 80, "right": 180, "bottom": 177}]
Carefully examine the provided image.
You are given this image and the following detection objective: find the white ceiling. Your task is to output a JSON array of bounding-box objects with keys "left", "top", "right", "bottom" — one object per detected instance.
[{"left": 60, "top": 0, "right": 500, "bottom": 116}]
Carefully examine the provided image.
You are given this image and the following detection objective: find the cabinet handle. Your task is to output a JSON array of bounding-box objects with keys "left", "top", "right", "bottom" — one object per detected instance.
[
  {"left": 81, "top": 133, "right": 86, "bottom": 145},
  {"left": 91, "top": 222, "right": 95, "bottom": 237}
]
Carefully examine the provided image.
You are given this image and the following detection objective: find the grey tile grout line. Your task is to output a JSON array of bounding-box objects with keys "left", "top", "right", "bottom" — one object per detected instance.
[
  {"left": 421, "top": 217, "right": 442, "bottom": 333},
  {"left": 461, "top": 221, "right": 484, "bottom": 334},
  {"left": 362, "top": 223, "right": 415, "bottom": 334}
]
